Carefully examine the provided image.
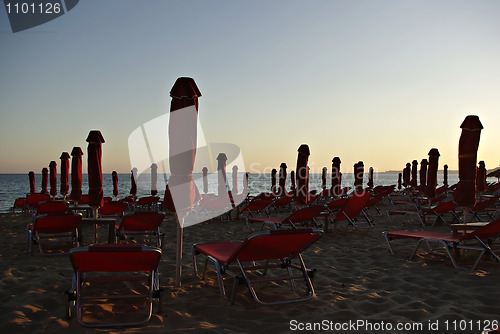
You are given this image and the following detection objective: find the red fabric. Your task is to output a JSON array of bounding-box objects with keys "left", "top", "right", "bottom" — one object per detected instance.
[
  {"left": 354, "top": 161, "right": 364, "bottom": 191},
  {"left": 59, "top": 152, "right": 70, "bottom": 197},
  {"left": 271, "top": 168, "right": 277, "bottom": 194},
  {"left": 86, "top": 130, "right": 105, "bottom": 208},
  {"left": 150, "top": 164, "right": 158, "bottom": 196},
  {"left": 99, "top": 201, "right": 128, "bottom": 215},
  {"left": 41, "top": 168, "right": 48, "bottom": 194},
  {"left": 290, "top": 171, "right": 296, "bottom": 191},
  {"left": 367, "top": 167, "right": 374, "bottom": 188},
  {"left": 453, "top": 116, "right": 483, "bottom": 207},
  {"left": 419, "top": 159, "right": 428, "bottom": 191},
  {"left": 425, "top": 148, "right": 440, "bottom": 198},
  {"left": 443, "top": 164, "right": 448, "bottom": 187},
  {"left": 111, "top": 171, "right": 119, "bottom": 197},
  {"left": 37, "top": 201, "right": 69, "bottom": 215},
  {"left": 70, "top": 147, "right": 83, "bottom": 202},
  {"left": 410, "top": 160, "right": 418, "bottom": 187},
  {"left": 398, "top": 172, "right": 402, "bottom": 190},
  {"left": 295, "top": 145, "right": 310, "bottom": 205},
  {"left": 278, "top": 163, "right": 287, "bottom": 196},
  {"left": 216, "top": 153, "right": 228, "bottom": 199},
  {"left": 331, "top": 157, "right": 341, "bottom": 197},
  {"left": 118, "top": 212, "right": 164, "bottom": 232},
  {"left": 34, "top": 213, "right": 81, "bottom": 234},
  {"left": 28, "top": 171, "right": 35, "bottom": 194},
  {"left": 476, "top": 161, "right": 486, "bottom": 193},
  {"left": 403, "top": 163, "right": 411, "bottom": 187},
  {"left": 49, "top": 161, "right": 57, "bottom": 198},
  {"left": 130, "top": 168, "right": 137, "bottom": 196}
]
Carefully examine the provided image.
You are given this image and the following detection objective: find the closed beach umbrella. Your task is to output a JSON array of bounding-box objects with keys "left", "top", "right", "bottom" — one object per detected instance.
[
  {"left": 28, "top": 171, "right": 35, "bottom": 194},
  {"left": 290, "top": 171, "right": 296, "bottom": 192},
  {"left": 411, "top": 160, "right": 418, "bottom": 187},
  {"left": 354, "top": 161, "right": 364, "bottom": 191},
  {"left": 112, "top": 171, "right": 119, "bottom": 199},
  {"left": 243, "top": 172, "right": 249, "bottom": 195},
  {"left": 331, "top": 157, "right": 341, "bottom": 197},
  {"left": 367, "top": 166, "right": 374, "bottom": 189},
  {"left": 151, "top": 163, "right": 158, "bottom": 196},
  {"left": 321, "top": 167, "right": 327, "bottom": 190},
  {"left": 398, "top": 172, "right": 402, "bottom": 190},
  {"left": 453, "top": 115, "right": 483, "bottom": 213},
  {"left": 295, "top": 144, "right": 310, "bottom": 205},
  {"left": 130, "top": 168, "right": 138, "bottom": 199},
  {"left": 165, "top": 77, "right": 202, "bottom": 287},
  {"left": 271, "top": 168, "right": 277, "bottom": 194},
  {"left": 60, "top": 152, "right": 70, "bottom": 199},
  {"left": 41, "top": 168, "right": 48, "bottom": 194},
  {"left": 403, "top": 163, "right": 411, "bottom": 187},
  {"left": 202, "top": 167, "right": 208, "bottom": 194},
  {"left": 443, "top": 164, "right": 449, "bottom": 187},
  {"left": 70, "top": 147, "right": 83, "bottom": 203},
  {"left": 279, "top": 163, "right": 287, "bottom": 196},
  {"left": 476, "top": 161, "right": 486, "bottom": 193},
  {"left": 419, "top": 159, "right": 428, "bottom": 192},
  {"left": 86, "top": 130, "right": 105, "bottom": 215},
  {"left": 232, "top": 165, "right": 238, "bottom": 194},
  {"left": 425, "top": 148, "right": 440, "bottom": 199},
  {"left": 217, "top": 153, "right": 228, "bottom": 199},
  {"left": 49, "top": 161, "right": 57, "bottom": 198}
]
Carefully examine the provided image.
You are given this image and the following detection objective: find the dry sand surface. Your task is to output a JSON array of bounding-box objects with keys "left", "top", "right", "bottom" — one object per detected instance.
[{"left": 0, "top": 199, "right": 499, "bottom": 334}]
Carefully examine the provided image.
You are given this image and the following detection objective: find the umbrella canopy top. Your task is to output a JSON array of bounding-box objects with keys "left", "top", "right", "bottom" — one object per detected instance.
[
  {"left": 460, "top": 115, "right": 483, "bottom": 131},
  {"left": 71, "top": 147, "right": 84, "bottom": 156},
  {"left": 217, "top": 153, "right": 228, "bottom": 164},
  {"left": 428, "top": 148, "right": 440, "bottom": 157},
  {"left": 298, "top": 144, "right": 310, "bottom": 156},
  {"left": 86, "top": 130, "right": 105, "bottom": 143},
  {"left": 280, "top": 162, "right": 287, "bottom": 169},
  {"left": 60, "top": 152, "right": 70, "bottom": 160},
  {"left": 170, "top": 77, "right": 202, "bottom": 99},
  {"left": 49, "top": 161, "right": 57, "bottom": 167},
  {"left": 332, "top": 157, "right": 341, "bottom": 164},
  {"left": 420, "top": 159, "right": 428, "bottom": 166},
  {"left": 232, "top": 165, "right": 238, "bottom": 172}
]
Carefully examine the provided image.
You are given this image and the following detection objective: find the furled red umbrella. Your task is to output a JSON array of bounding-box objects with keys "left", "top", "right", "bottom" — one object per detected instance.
[
  {"left": 321, "top": 167, "right": 327, "bottom": 190},
  {"left": 411, "top": 160, "right": 418, "bottom": 187},
  {"left": 202, "top": 167, "right": 208, "bottom": 194},
  {"left": 419, "top": 159, "right": 428, "bottom": 192},
  {"left": 130, "top": 167, "right": 138, "bottom": 200},
  {"left": 290, "top": 171, "right": 296, "bottom": 191},
  {"left": 112, "top": 170, "right": 119, "bottom": 199},
  {"left": 70, "top": 147, "right": 83, "bottom": 203},
  {"left": 367, "top": 166, "right": 374, "bottom": 189},
  {"left": 28, "top": 171, "right": 35, "bottom": 194},
  {"left": 60, "top": 152, "right": 70, "bottom": 199},
  {"left": 49, "top": 161, "right": 57, "bottom": 199},
  {"left": 232, "top": 165, "right": 238, "bottom": 194},
  {"left": 425, "top": 148, "right": 440, "bottom": 199},
  {"left": 41, "top": 168, "right": 48, "bottom": 194},
  {"left": 403, "top": 163, "right": 411, "bottom": 187},
  {"left": 271, "top": 168, "right": 277, "bottom": 194},
  {"left": 354, "top": 161, "right": 364, "bottom": 191},
  {"left": 165, "top": 77, "right": 202, "bottom": 287},
  {"left": 476, "top": 161, "right": 486, "bottom": 194},
  {"left": 295, "top": 144, "right": 310, "bottom": 205},
  {"left": 398, "top": 172, "right": 402, "bottom": 190},
  {"left": 331, "top": 157, "right": 341, "bottom": 197},
  {"left": 279, "top": 163, "right": 287, "bottom": 196},
  {"left": 443, "top": 164, "right": 449, "bottom": 187},
  {"left": 453, "top": 115, "right": 483, "bottom": 222},
  {"left": 217, "top": 153, "right": 228, "bottom": 199},
  {"left": 151, "top": 163, "right": 158, "bottom": 196},
  {"left": 243, "top": 172, "right": 249, "bottom": 195},
  {"left": 86, "top": 130, "right": 105, "bottom": 217}
]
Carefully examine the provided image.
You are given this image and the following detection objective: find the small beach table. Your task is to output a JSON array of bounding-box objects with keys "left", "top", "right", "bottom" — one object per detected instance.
[{"left": 81, "top": 217, "right": 118, "bottom": 244}]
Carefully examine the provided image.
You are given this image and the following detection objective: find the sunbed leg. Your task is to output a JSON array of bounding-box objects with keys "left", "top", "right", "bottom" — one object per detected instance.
[
  {"left": 382, "top": 232, "right": 396, "bottom": 255},
  {"left": 409, "top": 239, "right": 425, "bottom": 260},
  {"left": 214, "top": 262, "right": 227, "bottom": 302},
  {"left": 202, "top": 258, "right": 209, "bottom": 279},
  {"left": 387, "top": 212, "right": 393, "bottom": 225}
]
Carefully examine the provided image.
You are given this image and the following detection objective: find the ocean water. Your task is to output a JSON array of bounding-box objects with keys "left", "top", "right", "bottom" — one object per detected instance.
[{"left": 0, "top": 172, "right": 459, "bottom": 212}]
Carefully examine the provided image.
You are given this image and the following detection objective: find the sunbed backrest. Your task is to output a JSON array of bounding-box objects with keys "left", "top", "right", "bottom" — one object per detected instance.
[
  {"left": 341, "top": 191, "right": 371, "bottom": 218},
  {"left": 35, "top": 213, "right": 81, "bottom": 234},
  {"left": 473, "top": 218, "right": 500, "bottom": 239},
  {"left": 119, "top": 212, "right": 164, "bottom": 231},
  {"left": 286, "top": 205, "right": 325, "bottom": 224}
]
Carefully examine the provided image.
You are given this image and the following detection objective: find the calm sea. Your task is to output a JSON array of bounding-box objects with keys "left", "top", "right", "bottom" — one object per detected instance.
[{"left": 0, "top": 172, "right": 459, "bottom": 212}]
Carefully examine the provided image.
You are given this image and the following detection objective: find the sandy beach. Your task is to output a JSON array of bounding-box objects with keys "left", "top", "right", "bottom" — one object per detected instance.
[{"left": 1, "top": 199, "right": 499, "bottom": 334}]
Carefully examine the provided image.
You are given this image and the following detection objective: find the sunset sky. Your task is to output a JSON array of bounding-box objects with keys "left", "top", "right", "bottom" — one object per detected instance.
[{"left": 1, "top": 0, "right": 499, "bottom": 175}]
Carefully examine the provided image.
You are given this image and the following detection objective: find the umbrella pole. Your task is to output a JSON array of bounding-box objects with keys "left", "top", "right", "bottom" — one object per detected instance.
[{"left": 175, "top": 215, "right": 183, "bottom": 288}]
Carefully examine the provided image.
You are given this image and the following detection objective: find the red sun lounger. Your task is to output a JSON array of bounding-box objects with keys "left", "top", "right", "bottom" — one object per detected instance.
[
  {"left": 66, "top": 244, "right": 162, "bottom": 327},
  {"left": 192, "top": 228, "right": 322, "bottom": 305},
  {"left": 115, "top": 212, "right": 165, "bottom": 248},
  {"left": 387, "top": 200, "right": 459, "bottom": 226},
  {"left": 246, "top": 205, "right": 325, "bottom": 230},
  {"left": 382, "top": 218, "right": 500, "bottom": 270}
]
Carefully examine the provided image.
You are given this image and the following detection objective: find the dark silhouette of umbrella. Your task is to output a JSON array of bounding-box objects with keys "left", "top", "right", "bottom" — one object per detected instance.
[
  {"left": 232, "top": 165, "right": 238, "bottom": 194},
  {"left": 112, "top": 171, "right": 119, "bottom": 199},
  {"left": 28, "top": 171, "right": 35, "bottom": 194},
  {"left": 354, "top": 161, "right": 364, "bottom": 191},
  {"left": 443, "top": 164, "right": 449, "bottom": 187},
  {"left": 398, "top": 172, "right": 402, "bottom": 190},
  {"left": 41, "top": 168, "right": 48, "bottom": 194},
  {"left": 331, "top": 157, "right": 341, "bottom": 198},
  {"left": 295, "top": 144, "right": 310, "bottom": 205},
  {"left": 419, "top": 159, "right": 428, "bottom": 192},
  {"left": 367, "top": 166, "right": 374, "bottom": 189},
  {"left": 202, "top": 167, "right": 208, "bottom": 194},
  {"left": 411, "top": 160, "right": 418, "bottom": 187},
  {"left": 279, "top": 163, "right": 287, "bottom": 196},
  {"left": 217, "top": 153, "right": 228, "bottom": 199},
  {"left": 425, "top": 148, "right": 440, "bottom": 199},
  {"left": 476, "top": 161, "right": 486, "bottom": 193},
  {"left": 60, "top": 152, "right": 70, "bottom": 199},
  {"left": 271, "top": 168, "right": 277, "bottom": 194},
  {"left": 151, "top": 163, "right": 158, "bottom": 196},
  {"left": 321, "top": 167, "right": 327, "bottom": 190},
  {"left": 70, "top": 147, "right": 83, "bottom": 203},
  {"left": 453, "top": 115, "right": 483, "bottom": 219},
  {"left": 403, "top": 163, "right": 411, "bottom": 187},
  {"left": 243, "top": 172, "right": 249, "bottom": 195},
  {"left": 86, "top": 130, "right": 105, "bottom": 216},
  {"left": 130, "top": 167, "right": 138, "bottom": 200},
  {"left": 49, "top": 161, "right": 57, "bottom": 198}
]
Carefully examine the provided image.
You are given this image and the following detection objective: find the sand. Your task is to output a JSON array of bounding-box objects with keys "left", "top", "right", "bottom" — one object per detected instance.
[{"left": 1, "top": 199, "right": 499, "bottom": 334}]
